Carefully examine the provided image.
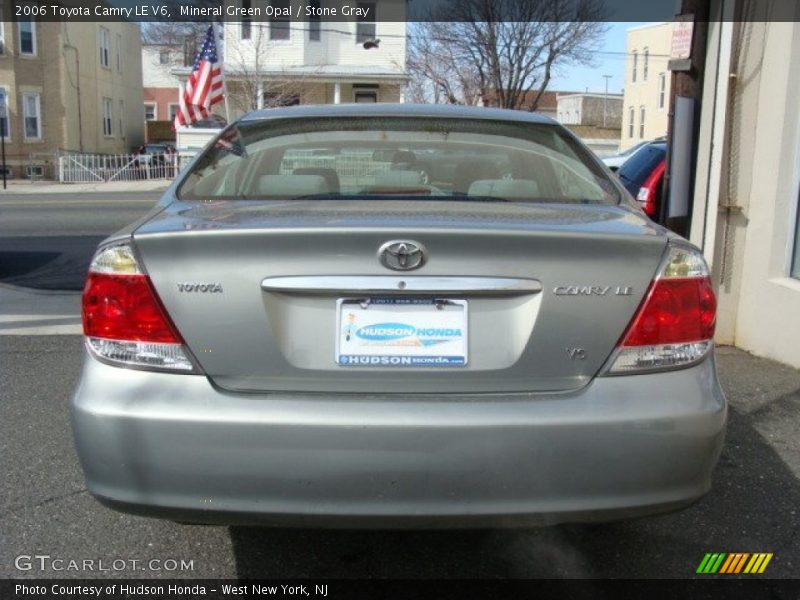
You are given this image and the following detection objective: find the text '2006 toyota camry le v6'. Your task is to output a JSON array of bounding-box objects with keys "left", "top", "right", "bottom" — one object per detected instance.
[{"left": 71, "top": 104, "right": 726, "bottom": 527}]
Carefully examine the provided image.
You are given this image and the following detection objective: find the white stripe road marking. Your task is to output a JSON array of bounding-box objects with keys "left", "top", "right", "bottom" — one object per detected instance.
[
  {"left": 0, "top": 314, "right": 81, "bottom": 335},
  {"left": 0, "top": 286, "right": 82, "bottom": 335},
  {"left": 0, "top": 324, "right": 82, "bottom": 335}
]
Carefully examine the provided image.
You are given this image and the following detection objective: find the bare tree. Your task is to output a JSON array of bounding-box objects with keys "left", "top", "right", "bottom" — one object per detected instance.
[
  {"left": 141, "top": 22, "right": 208, "bottom": 48},
  {"left": 224, "top": 23, "right": 317, "bottom": 114},
  {"left": 140, "top": 0, "right": 220, "bottom": 45},
  {"left": 407, "top": 0, "right": 608, "bottom": 110},
  {"left": 407, "top": 23, "right": 483, "bottom": 105}
]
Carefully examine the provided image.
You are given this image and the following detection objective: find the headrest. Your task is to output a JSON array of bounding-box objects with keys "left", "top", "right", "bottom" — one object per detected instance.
[
  {"left": 257, "top": 174, "right": 328, "bottom": 197},
  {"left": 467, "top": 179, "right": 540, "bottom": 199},
  {"left": 373, "top": 170, "right": 424, "bottom": 187},
  {"left": 293, "top": 168, "right": 340, "bottom": 192}
]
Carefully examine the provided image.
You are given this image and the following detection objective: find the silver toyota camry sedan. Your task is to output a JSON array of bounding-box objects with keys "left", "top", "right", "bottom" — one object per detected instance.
[{"left": 71, "top": 104, "right": 726, "bottom": 527}]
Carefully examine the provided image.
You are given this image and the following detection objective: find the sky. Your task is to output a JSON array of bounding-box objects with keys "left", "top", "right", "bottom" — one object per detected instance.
[{"left": 548, "top": 21, "right": 631, "bottom": 95}]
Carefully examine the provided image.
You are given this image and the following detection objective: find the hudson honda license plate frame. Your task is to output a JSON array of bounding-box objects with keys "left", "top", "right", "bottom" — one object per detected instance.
[{"left": 335, "top": 297, "right": 468, "bottom": 367}]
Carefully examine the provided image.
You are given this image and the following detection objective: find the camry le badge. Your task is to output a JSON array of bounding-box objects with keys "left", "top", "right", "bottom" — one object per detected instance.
[{"left": 378, "top": 240, "right": 427, "bottom": 271}]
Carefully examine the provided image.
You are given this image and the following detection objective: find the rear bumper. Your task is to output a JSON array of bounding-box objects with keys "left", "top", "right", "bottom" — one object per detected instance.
[{"left": 71, "top": 354, "right": 726, "bottom": 528}]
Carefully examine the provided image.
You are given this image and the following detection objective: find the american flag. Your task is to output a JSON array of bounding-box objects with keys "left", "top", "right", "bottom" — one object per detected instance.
[{"left": 174, "top": 26, "right": 225, "bottom": 128}]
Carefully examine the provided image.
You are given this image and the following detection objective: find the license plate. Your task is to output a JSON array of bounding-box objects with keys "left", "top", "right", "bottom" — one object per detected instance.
[{"left": 336, "top": 298, "right": 468, "bottom": 367}]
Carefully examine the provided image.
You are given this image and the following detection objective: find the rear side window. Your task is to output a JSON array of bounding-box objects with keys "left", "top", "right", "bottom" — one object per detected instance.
[
  {"left": 618, "top": 144, "right": 666, "bottom": 185},
  {"left": 178, "top": 117, "right": 620, "bottom": 205}
]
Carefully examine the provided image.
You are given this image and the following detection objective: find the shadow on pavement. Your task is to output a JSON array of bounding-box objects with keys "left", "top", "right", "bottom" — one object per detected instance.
[
  {"left": 229, "top": 403, "right": 800, "bottom": 579},
  {"left": 0, "top": 235, "right": 104, "bottom": 290}
]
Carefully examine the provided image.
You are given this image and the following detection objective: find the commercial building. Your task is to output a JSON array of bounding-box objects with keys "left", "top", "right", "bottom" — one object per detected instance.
[
  {"left": 556, "top": 93, "right": 623, "bottom": 157},
  {"left": 557, "top": 92, "right": 623, "bottom": 128}
]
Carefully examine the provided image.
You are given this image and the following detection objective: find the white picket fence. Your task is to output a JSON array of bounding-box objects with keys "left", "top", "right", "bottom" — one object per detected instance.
[{"left": 57, "top": 152, "right": 181, "bottom": 183}]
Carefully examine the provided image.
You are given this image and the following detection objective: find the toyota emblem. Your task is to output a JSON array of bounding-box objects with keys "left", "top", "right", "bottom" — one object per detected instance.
[{"left": 378, "top": 240, "right": 427, "bottom": 271}]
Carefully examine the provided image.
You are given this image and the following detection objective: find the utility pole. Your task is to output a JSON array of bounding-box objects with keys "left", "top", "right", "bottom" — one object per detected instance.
[{"left": 602, "top": 75, "right": 612, "bottom": 127}]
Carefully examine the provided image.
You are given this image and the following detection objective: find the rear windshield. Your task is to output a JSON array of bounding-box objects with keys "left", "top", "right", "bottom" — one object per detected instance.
[{"left": 178, "top": 117, "right": 620, "bottom": 205}]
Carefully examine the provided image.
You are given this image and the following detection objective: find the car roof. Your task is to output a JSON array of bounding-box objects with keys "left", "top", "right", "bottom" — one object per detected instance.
[{"left": 239, "top": 103, "right": 558, "bottom": 125}]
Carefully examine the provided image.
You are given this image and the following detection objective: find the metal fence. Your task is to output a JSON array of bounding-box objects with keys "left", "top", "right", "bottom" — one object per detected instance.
[{"left": 57, "top": 152, "right": 180, "bottom": 183}]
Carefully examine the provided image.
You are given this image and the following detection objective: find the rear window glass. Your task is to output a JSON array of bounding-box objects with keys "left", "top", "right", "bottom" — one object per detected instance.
[
  {"left": 618, "top": 144, "right": 666, "bottom": 185},
  {"left": 178, "top": 117, "right": 620, "bottom": 205}
]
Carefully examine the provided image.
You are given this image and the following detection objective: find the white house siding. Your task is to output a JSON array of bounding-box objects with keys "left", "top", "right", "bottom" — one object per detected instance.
[
  {"left": 142, "top": 46, "right": 183, "bottom": 88},
  {"left": 222, "top": 0, "right": 406, "bottom": 73}
]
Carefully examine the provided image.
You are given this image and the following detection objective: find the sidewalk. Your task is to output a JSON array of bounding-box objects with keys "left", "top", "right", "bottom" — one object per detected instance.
[{"left": 0, "top": 179, "right": 171, "bottom": 195}]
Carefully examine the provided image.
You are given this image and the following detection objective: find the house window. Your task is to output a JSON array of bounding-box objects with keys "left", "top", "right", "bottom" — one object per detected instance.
[
  {"left": 119, "top": 100, "right": 124, "bottom": 137},
  {"left": 99, "top": 28, "right": 110, "bottom": 67},
  {"left": 168, "top": 103, "right": 180, "bottom": 122},
  {"left": 354, "top": 86, "right": 378, "bottom": 103},
  {"left": 116, "top": 34, "right": 122, "bottom": 72},
  {"left": 355, "top": 2, "right": 376, "bottom": 44},
  {"left": 18, "top": 17, "right": 36, "bottom": 55},
  {"left": 102, "top": 97, "right": 113, "bottom": 137},
  {"left": 25, "top": 165, "right": 44, "bottom": 178},
  {"left": 628, "top": 107, "right": 634, "bottom": 138},
  {"left": 308, "top": 0, "right": 321, "bottom": 41},
  {"left": 159, "top": 50, "right": 170, "bottom": 64},
  {"left": 22, "top": 92, "right": 41, "bottom": 139},
  {"left": 631, "top": 50, "right": 637, "bottom": 83},
  {"left": 182, "top": 36, "right": 196, "bottom": 66},
  {"left": 270, "top": 0, "right": 291, "bottom": 40},
  {"left": 241, "top": 0, "right": 252, "bottom": 40},
  {"left": 144, "top": 103, "right": 156, "bottom": 121},
  {"left": 0, "top": 87, "right": 9, "bottom": 139},
  {"left": 643, "top": 47, "right": 649, "bottom": 81},
  {"left": 658, "top": 73, "right": 666, "bottom": 109},
  {"left": 639, "top": 106, "right": 646, "bottom": 138}
]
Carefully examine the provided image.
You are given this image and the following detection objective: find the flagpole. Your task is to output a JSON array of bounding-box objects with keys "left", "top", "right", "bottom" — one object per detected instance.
[{"left": 212, "top": 22, "right": 231, "bottom": 125}]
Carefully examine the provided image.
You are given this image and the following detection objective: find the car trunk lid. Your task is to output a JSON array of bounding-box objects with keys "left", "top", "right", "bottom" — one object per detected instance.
[{"left": 133, "top": 200, "right": 666, "bottom": 394}]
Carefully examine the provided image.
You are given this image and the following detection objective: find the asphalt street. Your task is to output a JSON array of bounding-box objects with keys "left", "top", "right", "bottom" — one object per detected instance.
[
  {"left": 0, "top": 193, "right": 160, "bottom": 290},
  {"left": 1, "top": 191, "right": 799, "bottom": 580}
]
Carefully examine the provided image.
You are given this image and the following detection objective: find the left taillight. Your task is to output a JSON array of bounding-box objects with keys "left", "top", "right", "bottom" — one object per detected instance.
[{"left": 82, "top": 243, "right": 197, "bottom": 372}]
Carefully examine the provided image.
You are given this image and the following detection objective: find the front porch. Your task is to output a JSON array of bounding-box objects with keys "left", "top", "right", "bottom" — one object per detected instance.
[{"left": 224, "top": 65, "right": 409, "bottom": 119}]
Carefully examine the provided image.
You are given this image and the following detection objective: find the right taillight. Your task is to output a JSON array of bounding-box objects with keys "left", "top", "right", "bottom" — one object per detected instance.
[
  {"left": 606, "top": 244, "right": 716, "bottom": 374},
  {"left": 82, "top": 243, "right": 197, "bottom": 373},
  {"left": 636, "top": 185, "right": 657, "bottom": 216}
]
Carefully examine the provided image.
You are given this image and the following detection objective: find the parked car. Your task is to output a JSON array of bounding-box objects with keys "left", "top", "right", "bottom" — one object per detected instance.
[
  {"left": 72, "top": 104, "right": 725, "bottom": 528},
  {"left": 616, "top": 141, "right": 668, "bottom": 219},
  {"left": 133, "top": 143, "right": 176, "bottom": 178},
  {"left": 602, "top": 137, "right": 666, "bottom": 171}
]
